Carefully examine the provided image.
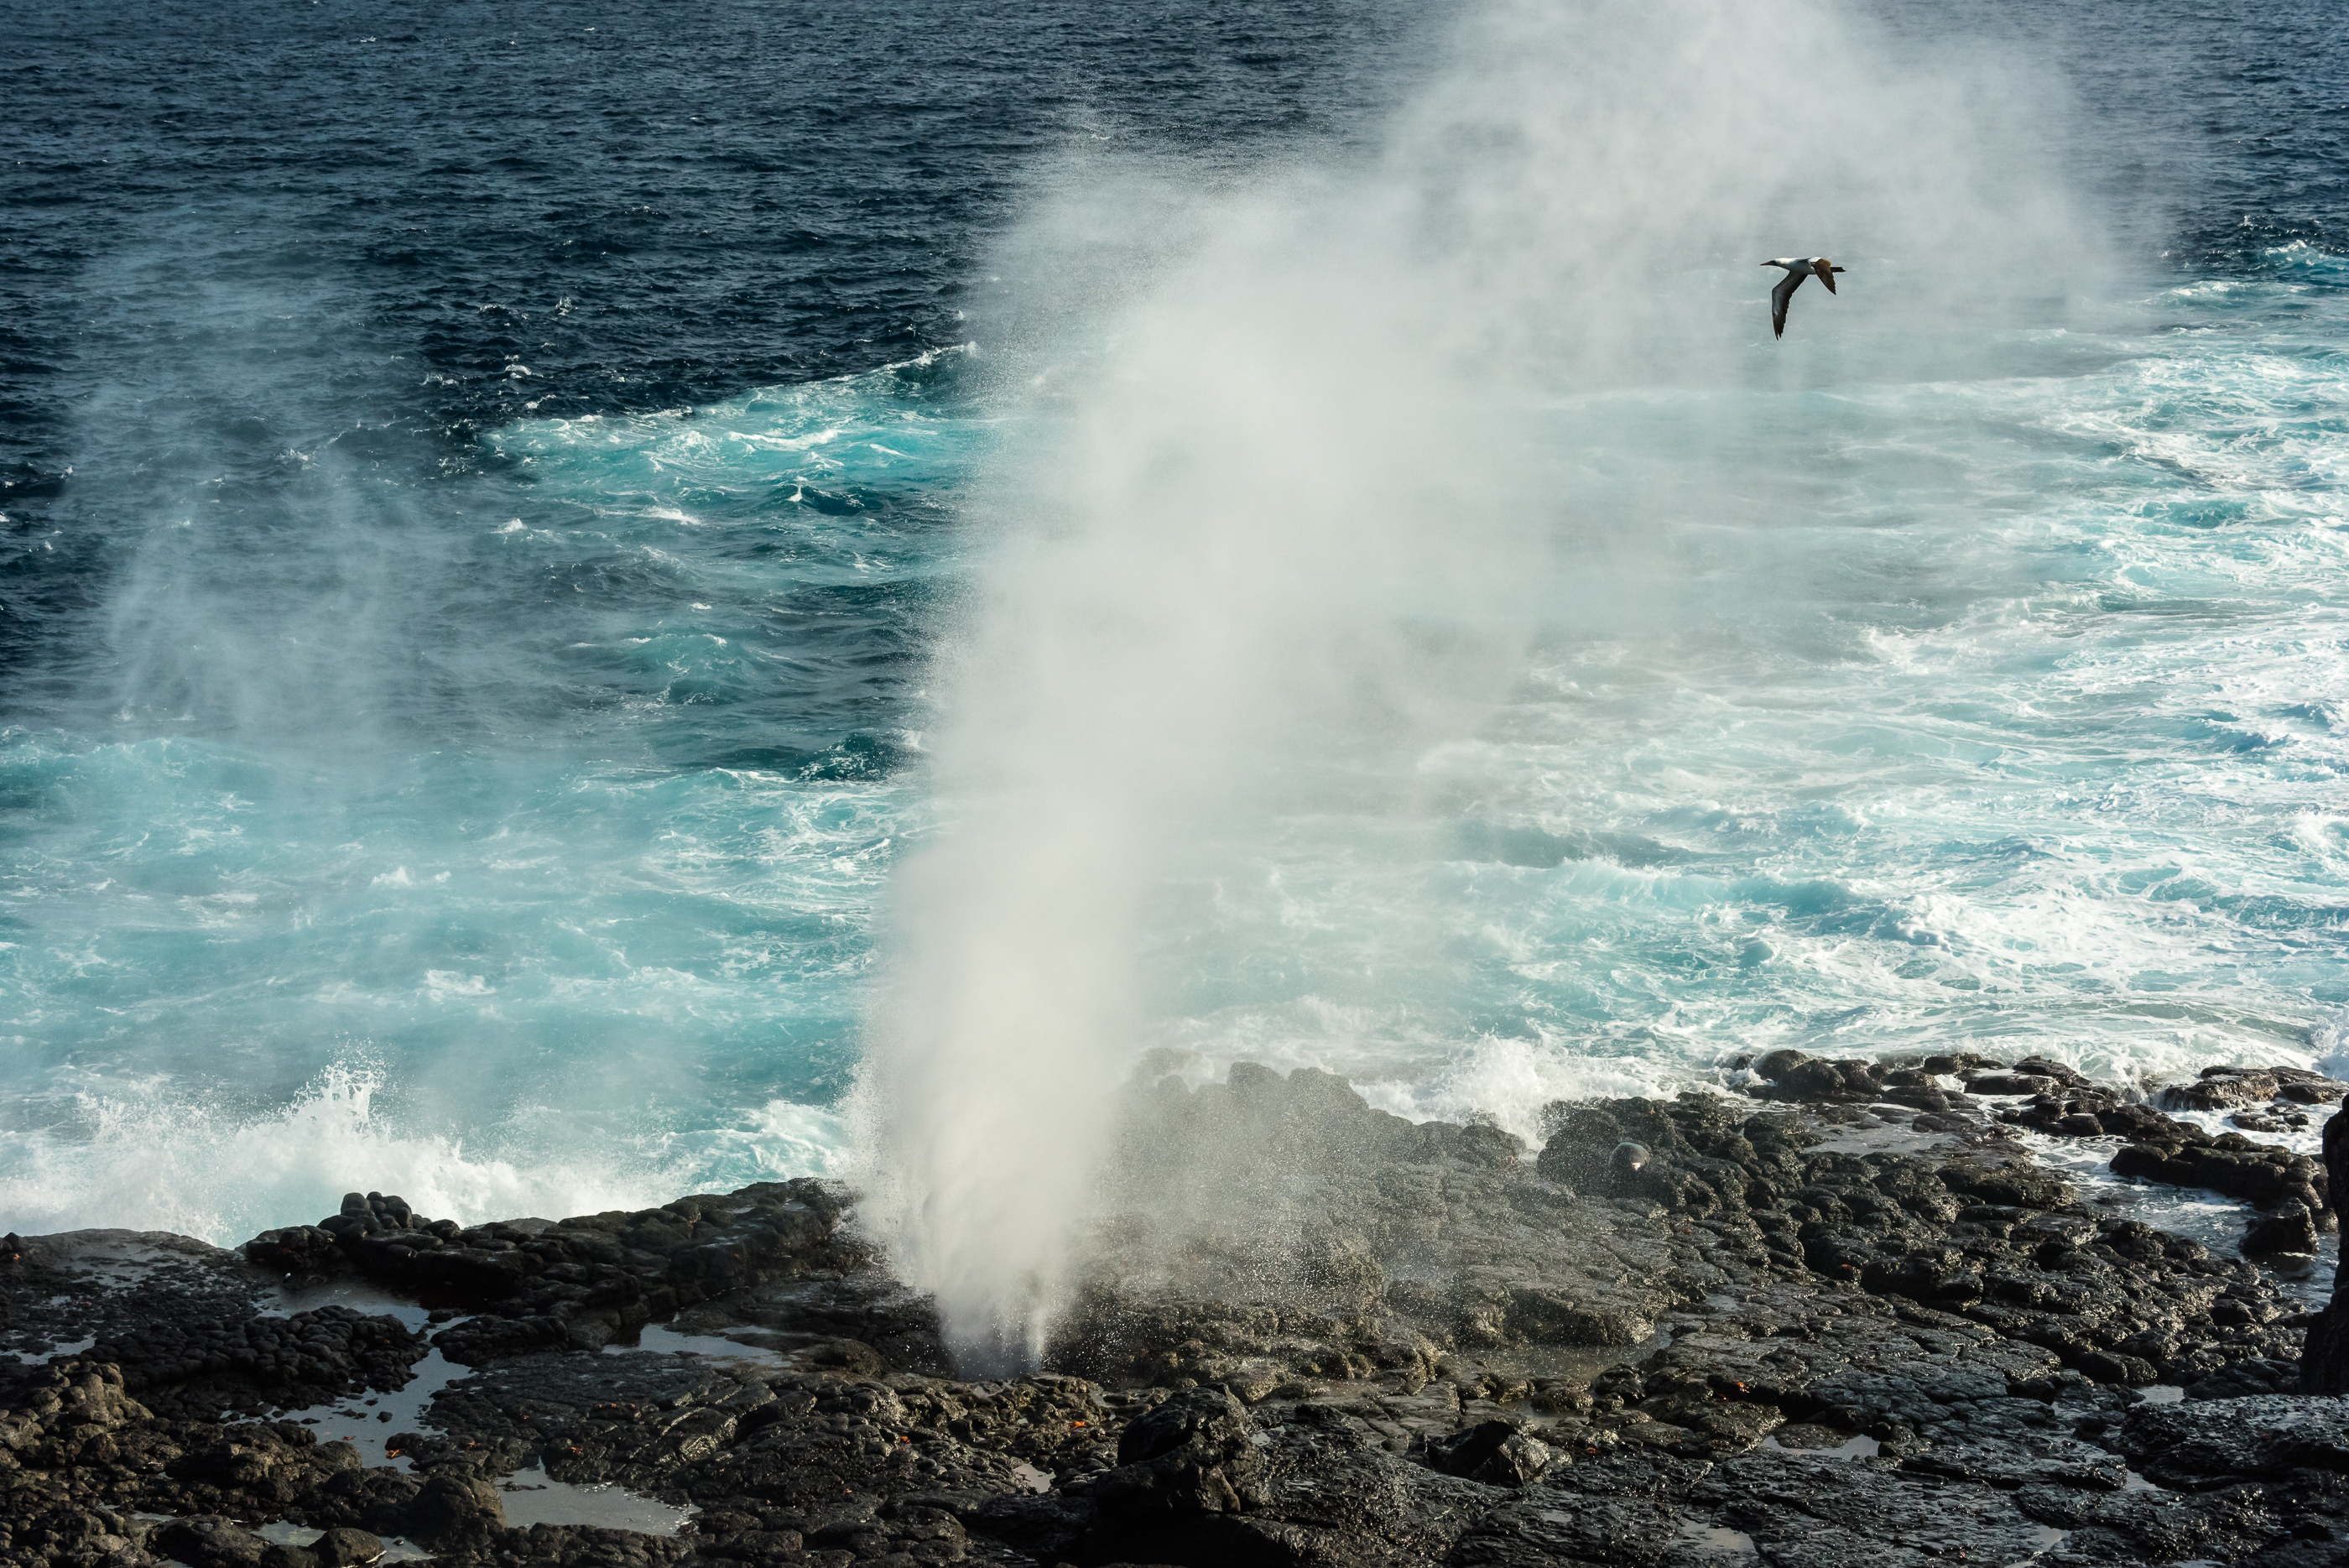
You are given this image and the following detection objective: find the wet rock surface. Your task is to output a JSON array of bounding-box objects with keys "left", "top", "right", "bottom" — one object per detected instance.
[
  {"left": 5, "top": 1055, "right": 2348, "bottom": 1565},
  {"left": 2298, "top": 1090, "right": 2349, "bottom": 1397},
  {"left": 1960, "top": 1059, "right": 2339, "bottom": 1235}
]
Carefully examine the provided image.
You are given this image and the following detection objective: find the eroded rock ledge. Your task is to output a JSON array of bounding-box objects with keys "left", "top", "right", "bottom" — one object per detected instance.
[{"left": 4, "top": 1051, "right": 2347, "bottom": 1567}]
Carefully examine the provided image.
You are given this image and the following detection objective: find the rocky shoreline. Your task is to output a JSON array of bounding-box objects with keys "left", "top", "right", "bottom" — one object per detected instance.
[{"left": 7, "top": 1052, "right": 2349, "bottom": 1566}]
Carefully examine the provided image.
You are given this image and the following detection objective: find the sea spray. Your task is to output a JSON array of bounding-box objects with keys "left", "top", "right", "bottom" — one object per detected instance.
[
  {"left": 852, "top": 0, "right": 2100, "bottom": 1367},
  {"left": 0, "top": 1059, "right": 846, "bottom": 1244},
  {"left": 8, "top": 0, "right": 2341, "bottom": 1301}
]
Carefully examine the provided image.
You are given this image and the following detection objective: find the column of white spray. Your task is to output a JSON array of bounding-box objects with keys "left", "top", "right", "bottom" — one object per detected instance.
[{"left": 852, "top": 0, "right": 2094, "bottom": 1368}]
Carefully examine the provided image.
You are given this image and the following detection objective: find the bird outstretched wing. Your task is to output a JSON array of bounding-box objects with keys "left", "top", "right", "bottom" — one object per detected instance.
[
  {"left": 1813, "top": 257, "right": 1840, "bottom": 294},
  {"left": 1770, "top": 268, "right": 1807, "bottom": 338}
]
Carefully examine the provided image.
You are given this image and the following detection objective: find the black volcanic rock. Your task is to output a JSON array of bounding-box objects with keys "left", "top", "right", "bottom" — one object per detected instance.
[
  {"left": 1412, "top": 1418, "right": 1557, "bottom": 1486},
  {"left": 1980, "top": 1062, "right": 2339, "bottom": 1253},
  {"left": 2120, "top": 1392, "right": 2349, "bottom": 1487},
  {"left": 152, "top": 1515, "right": 274, "bottom": 1567},
  {"left": 2298, "top": 1092, "right": 2349, "bottom": 1394},
  {"left": 404, "top": 1472, "right": 505, "bottom": 1547},
  {"left": 2160, "top": 1065, "right": 2349, "bottom": 1112},
  {"left": 1094, "top": 1386, "right": 1264, "bottom": 1518},
  {"left": 2243, "top": 1201, "right": 2320, "bottom": 1258},
  {"left": 1746, "top": 1049, "right": 1893, "bottom": 1105},
  {"left": 309, "top": 1526, "right": 383, "bottom": 1565},
  {"left": 2185, "top": 1357, "right": 2299, "bottom": 1400},
  {"left": 1963, "top": 1071, "right": 2062, "bottom": 1096},
  {"left": 4, "top": 1062, "right": 2346, "bottom": 1566},
  {"left": 247, "top": 1178, "right": 852, "bottom": 1368},
  {"left": 2110, "top": 1137, "right": 2327, "bottom": 1215}
]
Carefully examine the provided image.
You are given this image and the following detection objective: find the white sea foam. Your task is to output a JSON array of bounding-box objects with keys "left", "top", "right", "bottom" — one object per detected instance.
[
  {"left": 1352, "top": 1034, "right": 1698, "bottom": 1149},
  {"left": 0, "top": 1063, "right": 844, "bottom": 1245},
  {"left": 2314, "top": 1010, "right": 2349, "bottom": 1081}
]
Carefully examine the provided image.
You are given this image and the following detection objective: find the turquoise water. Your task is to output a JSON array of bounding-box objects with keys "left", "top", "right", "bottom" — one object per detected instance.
[
  {"left": 0, "top": 362, "right": 979, "bottom": 1234},
  {"left": 1399, "top": 253, "right": 2349, "bottom": 1111},
  {"left": 1088, "top": 254, "right": 2349, "bottom": 1124},
  {"left": 8, "top": 253, "right": 2348, "bottom": 1241},
  {"left": 10, "top": 0, "right": 2349, "bottom": 1251}
]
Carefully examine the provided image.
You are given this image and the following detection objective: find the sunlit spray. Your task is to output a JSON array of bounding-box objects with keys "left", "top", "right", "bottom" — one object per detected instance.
[{"left": 852, "top": 0, "right": 2098, "bottom": 1369}]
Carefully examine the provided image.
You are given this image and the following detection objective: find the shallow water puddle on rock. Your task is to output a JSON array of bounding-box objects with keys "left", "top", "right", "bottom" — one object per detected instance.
[
  {"left": 269, "top": 1345, "right": 467, "bottom": 1469},
  {"left": 497, "top": 1465, "right": 695, "bottom": 1534},
  {"left": 2013, "top": 1124, "right": 2341, "bottom": 1310},
  {"left": 256, "top": 1520, "right": 432, "bottom": 1561},
  {"left": 258, "top": 1275, "right": 435, "bottom": 1333},
  {"left": 2019, "top": 1523, "right": 2070, "bottom": 1560},
  {"left": 259, "top": 1336, "right": 697, "bottom": 1535},
  {"left": 1761, "top": 1431, "right": 1880, "bottom": 1458},
  {"left": 51, "top": 1237, "right": 228, "bottom": 1288},
  {"left": 1675, "top": 1519, "right": 1758, "bottom": 1555},
  {"left": 602, "top": 1321, "right": 794, "bottom": 1368},
  {"left": 9, "top": 1335, "right": 95, "bottom": 1363},
  {"left": 1807, "top": 1109, "right": 1968, "bottom": 1157}
]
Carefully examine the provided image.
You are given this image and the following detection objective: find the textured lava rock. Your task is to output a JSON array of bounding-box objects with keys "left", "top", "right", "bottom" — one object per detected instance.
[
  {"left": 1093, "top": 1386, "right": 1265, "bottom": 1518},
  {"left": 6, "top": 1063, "right": 2344, "bottom": 1568},
  {"left": 153, "top": 1514, "right": 274, "bottom": 1566},
  {"left": 2120, "top": 1393, "right": 2349, "bottom": 1487},
  {"left": 246, "top": 1181, "right": 850, "bottom": 1371},
  {"left": 310, "top": 1525, "right": 383, "bottom": 1566},
  {"left": 404, "top": 1472, "right": 505, "bottom": 1547},
  {"left": 1413, "top": 1419, "right": 1557, "bottom": 1486},
  {"left": 2297, "top": 1092, "right": 2349, "bottom": 1394},
  {"left": 2243, "top": 1201, "right": 2320, "bottom": 1258},
  {"left": 2159, "top": 1065, "right": 2349, "bottom": 1112}
]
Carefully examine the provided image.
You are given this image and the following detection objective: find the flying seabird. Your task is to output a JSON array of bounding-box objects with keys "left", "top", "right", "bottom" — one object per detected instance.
[{"left": 1762, "top": 256, "right": 1845, "bottom": 339}]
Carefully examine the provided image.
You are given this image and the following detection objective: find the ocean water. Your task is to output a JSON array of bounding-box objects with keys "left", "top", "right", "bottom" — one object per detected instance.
[{"left": 5, "top": 0, "right": 2349, "bottom": 1245}]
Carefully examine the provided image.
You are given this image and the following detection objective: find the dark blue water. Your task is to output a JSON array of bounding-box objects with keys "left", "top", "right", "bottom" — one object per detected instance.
[
  {"left": 5, "top": 0, "right": 2349, "bottom": 1241},
  {"left": 3, "top": 0, "right": 1430, "bottom": 717}
]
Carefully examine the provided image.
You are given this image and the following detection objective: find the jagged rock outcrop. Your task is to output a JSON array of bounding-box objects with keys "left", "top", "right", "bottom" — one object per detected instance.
[
  {"left": 3, "top": 1061, "right": 2343, "bottom": 1565},
  {"left": 2296, "top": 1093, "right": 2349, "bottom": 1395},
  {"left": 244, "top": 1179, "right": 848, "bottom": 1364}
]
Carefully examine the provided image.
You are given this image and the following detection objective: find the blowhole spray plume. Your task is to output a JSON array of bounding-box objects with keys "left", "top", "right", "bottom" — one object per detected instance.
[{"left": 851, "top": 0, "right": 2098, "bottom": 1370}]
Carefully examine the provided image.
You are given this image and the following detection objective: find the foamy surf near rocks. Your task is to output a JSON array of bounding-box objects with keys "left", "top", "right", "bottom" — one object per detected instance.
[
  {"left": 6, "top": 1058, "right": 2349, "bottom": 1564},
  {"left": 1746, "top": 1045, "right": 2341, "bottom": 1241}
]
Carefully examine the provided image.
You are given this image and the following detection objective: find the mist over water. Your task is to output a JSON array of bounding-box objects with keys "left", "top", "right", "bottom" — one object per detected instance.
[
  {"left": 3, "top": 0, "right": 2347, "bottom": 1352},
  {"left": 851, "top": 0, "right": 2107, "bottom": 1363}
]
